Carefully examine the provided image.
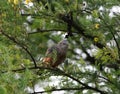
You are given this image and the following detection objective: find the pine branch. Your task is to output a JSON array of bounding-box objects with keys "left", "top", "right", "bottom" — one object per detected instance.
[
  {"left": 28, "top": 28, "right": 66, "bottom": 34},
  {"left": 0, "top": 29, "right": 37, "bottom": 68},
  {"left": 98, "top": 75, "right": 113, "bottom": 84},
  {"left": 100, "top": 16, "right": 120, "bottom": 59},
  {"left": 111, "top": 31, "right": 120, "bottom": 58},
  {"left": 10, "top": 66, "right": 106, "bottom": 94},
  {"left": 1, "top": 64, "right": 113, "bottom": 94},
  {"left": 59, "top": 13, "right": 105, "bottom": 48},
  {"left": 29, "top": 87, "right": 86, "bottom": 94},
  {"left": 55, "top": 69, "right": 106, "bottom": 94}
]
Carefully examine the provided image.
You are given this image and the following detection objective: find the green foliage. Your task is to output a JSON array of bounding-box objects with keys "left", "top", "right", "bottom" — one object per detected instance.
[
  {"left": 0, "top": 0, "right": 120, "bottom": 94},
  {"left": 95, "top": 47, "right": 119, "bottom": 64},
  {"left": 0, "top": 86, "right": 7, "bottom": 94}
]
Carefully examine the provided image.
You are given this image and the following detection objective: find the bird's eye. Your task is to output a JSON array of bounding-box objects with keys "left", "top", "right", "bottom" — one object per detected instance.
[{"left": 62, "top": 43, "right": 66, "bottom": 45}]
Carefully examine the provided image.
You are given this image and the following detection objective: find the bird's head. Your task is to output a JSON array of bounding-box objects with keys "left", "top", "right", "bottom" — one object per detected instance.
[{"left": 58, "top": 39, "right": 68, "bottom": 50}]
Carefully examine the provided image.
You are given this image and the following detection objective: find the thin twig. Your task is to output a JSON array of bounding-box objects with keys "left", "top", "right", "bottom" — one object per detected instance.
[
  {"left": 98, "top": 75, "right": 113, "bottom": 84},
  {"left": 111, "top": 31, "right": 120, "bottom": 58}
]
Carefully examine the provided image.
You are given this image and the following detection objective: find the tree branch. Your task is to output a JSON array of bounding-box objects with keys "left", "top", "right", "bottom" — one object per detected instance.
[
  {"left": 0, "top": 29, "right": 37, "bottom": 68},
  {"left": 111, "top": 31, "right": 120, "bottom": 58},
  {"left": 29, "top": 87, "right": 86, "bottom": 94},
  {"left": 28, "top": 28, "right": 66, "bottom": 34},
  {"left": 59, "top": 13, "right": 105, "bottom": 48},
  {"left": 10, "top": 66, "right": 106, "bottom": 94},
  {"left": 55, "top": 69, "right": 106, "bottom": 94},
  {"left": 100, "top": 16, "right": 120, "bottom": 59}
]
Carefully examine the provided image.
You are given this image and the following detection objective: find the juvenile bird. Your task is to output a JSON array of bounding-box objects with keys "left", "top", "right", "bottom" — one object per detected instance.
[{"left": 43, "top": 40, "right": 68, "bottom": 68}]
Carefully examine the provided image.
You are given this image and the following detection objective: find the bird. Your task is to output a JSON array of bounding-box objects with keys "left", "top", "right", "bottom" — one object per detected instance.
[{"left": 43, "top": 39, "right": 68, "bottom": 68}]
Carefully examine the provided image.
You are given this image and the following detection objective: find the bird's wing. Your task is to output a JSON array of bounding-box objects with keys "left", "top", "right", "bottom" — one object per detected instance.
[{"left": 45, "top": 46, "right": 58, "bottom": 65}]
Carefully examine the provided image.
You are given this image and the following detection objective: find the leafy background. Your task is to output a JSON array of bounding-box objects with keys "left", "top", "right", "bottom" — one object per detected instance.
[{"left": 0, "top": 0, "right": 120, "bottom": 94}]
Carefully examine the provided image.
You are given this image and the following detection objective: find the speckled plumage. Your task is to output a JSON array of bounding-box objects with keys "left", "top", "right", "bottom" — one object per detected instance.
[{"left": 43, "top": 40, "right": 68, "bottom": 68}]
